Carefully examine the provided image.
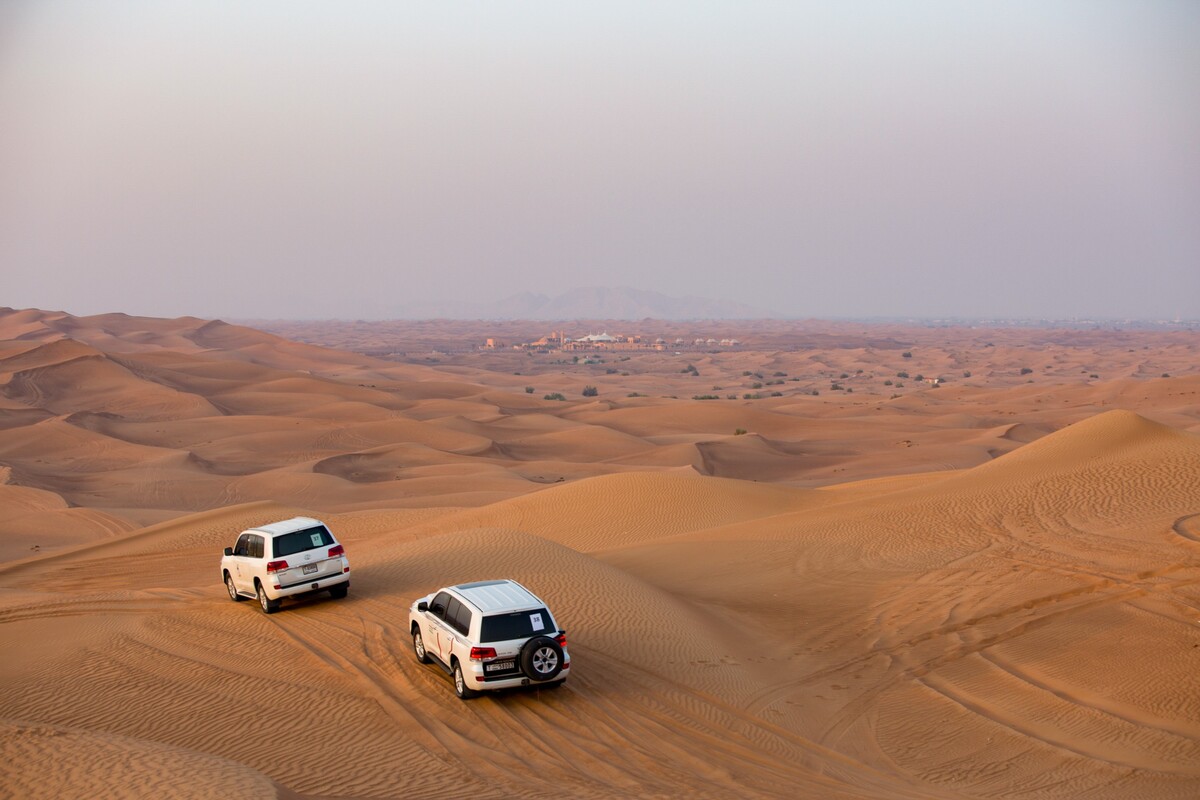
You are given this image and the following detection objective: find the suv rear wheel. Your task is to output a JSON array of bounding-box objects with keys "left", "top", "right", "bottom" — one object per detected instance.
[
  {"left": 520, "top": 636, "right": 564, "bottom": 682},
  {"left": 256, "top": 581, "right": 280, "bottom": 614},
  {"left": 453, "top": 661, "right": 476, "bottom": 700}
]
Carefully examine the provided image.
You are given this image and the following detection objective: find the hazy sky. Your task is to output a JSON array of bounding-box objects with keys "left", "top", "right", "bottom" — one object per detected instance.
[{"left": 3, "top": 1, "right": 1198, "bottom": 320}]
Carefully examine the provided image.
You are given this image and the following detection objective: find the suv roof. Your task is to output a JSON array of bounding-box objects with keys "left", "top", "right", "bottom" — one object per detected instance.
[
  {"left": 247, "top": 516, "right": 324, "bottom": 537},
  {"left": 452, "top": 579, "right": 542, "bottom": 613}
]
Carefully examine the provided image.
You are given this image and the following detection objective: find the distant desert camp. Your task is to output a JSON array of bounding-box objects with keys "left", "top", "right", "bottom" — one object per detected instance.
[{"left": 2, "top": 307, "right": 1199, "bottom": 799}]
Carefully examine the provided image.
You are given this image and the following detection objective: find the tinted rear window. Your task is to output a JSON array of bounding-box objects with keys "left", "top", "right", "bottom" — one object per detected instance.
[
  {"left": 479, "top": 608, "right": 553, "bottom": 643},
  {"left": 273, "top": 525, "right": 334, "bottom": 558}
]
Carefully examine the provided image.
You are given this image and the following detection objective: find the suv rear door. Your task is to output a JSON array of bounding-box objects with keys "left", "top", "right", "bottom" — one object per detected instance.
[
  {"left": 229, "top": 533, "right": 256, "bottom": 593},
  {"left": 269, "top": 525, "right": 344, "bottom": 589}
]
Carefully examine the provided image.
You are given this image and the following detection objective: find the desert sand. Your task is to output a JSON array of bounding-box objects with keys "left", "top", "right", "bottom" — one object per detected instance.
[{"left": 1, "top": 307, "right": 1199, "bottom": 799}]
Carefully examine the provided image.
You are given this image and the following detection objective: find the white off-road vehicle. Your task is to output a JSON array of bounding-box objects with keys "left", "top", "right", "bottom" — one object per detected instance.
[
  {"left": 221, "top": 517, "right": 350, "bottom": 614},
  {"left": 408, "top": 579, "right": 570, "bottom": 699}
]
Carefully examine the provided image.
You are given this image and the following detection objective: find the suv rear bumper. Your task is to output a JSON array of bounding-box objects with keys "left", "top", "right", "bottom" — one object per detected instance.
[
  {"left": 466, "top": 659, "right": 570, "bottom": 691},
  {"left": 268, "top": 570, "right": 349, "bottom": 600}
]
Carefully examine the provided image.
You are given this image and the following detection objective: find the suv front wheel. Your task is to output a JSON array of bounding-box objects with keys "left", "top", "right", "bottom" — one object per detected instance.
[
  {"left": 521, "top": 636, "right": 564, "bottom": 682},
  {"left": 412, "top": 627, "right": 430, "bottom": 664}
]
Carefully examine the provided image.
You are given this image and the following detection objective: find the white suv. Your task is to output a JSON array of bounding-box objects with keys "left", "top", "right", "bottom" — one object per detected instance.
[
  {"left": 408, "top": 579, "right": 570, "bottom": 699},
  {"left": 221, "top": 517, "right": 350, "bottom": 614}
]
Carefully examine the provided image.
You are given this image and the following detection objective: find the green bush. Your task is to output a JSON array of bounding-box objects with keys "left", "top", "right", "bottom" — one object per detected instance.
[
  {"left": 582, "top": 385, "right": 598, "bottom": 397},
  {"left": 525, "top": 386, "right": 535, "bottom": 394},
  {"left": 544, "top": 393, "right": 566, "bottom": 401}
]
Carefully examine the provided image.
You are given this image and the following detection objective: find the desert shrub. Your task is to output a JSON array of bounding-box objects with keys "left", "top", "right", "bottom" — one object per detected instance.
[
  {"left": 627, "top": 392, "right": 644, "bottom": 397},
  {"left": 884, "top": 379, "right": 893, "bottom": 386},
  {"left": 811, "top": 389, "right": 819, "bottom": 396},
  {"left": 1020, "top": 367, "right": 1033, "bottom": 375},
  {"left": 831, "top": 383, "right": 843, "bottom": 391},
  {"left": 525, "top": 386, "right": 535, "bottom": 394},
  {"left": 914, "top": 374, "right": 924, "bottom": 382},
  {"left": 743, "top": 393, "right": 761, "bottom": 400},
  {"left": 1162, "top": 373, "right": 1170, "bottom": 378},
  {"left": 734, "top": 428, "right": 747, "bottom": 435},
  {"left": 963, "top": 371, "right": 972, "bottom": 378},
  {"left": 902, "top": 351, "right": 912, "bottom": 358},
  {"left": 544, "top": 393, "right": 566, "bottom": 401},
  {"left": 727, "top": 394, "right": 737, "bottom": 399},
  {"left": 897, "top": 371, "right": 909, "bottom": 378},
  {"left": 773, "top": 371, "right": 787, "bottom": 377},
  {"left": 840, "top": 373, "right": 849, "bottom": 379},
  {"left": 751, "top": 382, "right": 763, "bottom": 389},
  {"left": 770, "top": 391, "right": 783, "bottom": 397},
  {"left": 845, "top": 388, "right": 853, "bottom": 393},
  {"left": 692, "top": 394, "right": 720, "bottom": 400},
  {"left": 606, "top": 368, "right": 617, "bottom": 374},
  {"left": 742, "top": 370, "right": 752, "bottom": 376},
  {"left": 1090, "top": 373, "right": 1099, "bottom": 379},
  {"left": 582, "top": 386, "right": 598, "bottom": 397}
]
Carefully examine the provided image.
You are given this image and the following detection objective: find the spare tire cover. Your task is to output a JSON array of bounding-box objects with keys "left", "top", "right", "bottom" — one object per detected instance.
[{"left": 520, "top": 636, "right": 564, "bottom": 681}]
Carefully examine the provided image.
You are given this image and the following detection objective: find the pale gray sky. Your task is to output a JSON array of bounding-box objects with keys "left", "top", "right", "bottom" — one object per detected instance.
[{"left": 2, "top": 1, "right": 1198, "bottom": 320}]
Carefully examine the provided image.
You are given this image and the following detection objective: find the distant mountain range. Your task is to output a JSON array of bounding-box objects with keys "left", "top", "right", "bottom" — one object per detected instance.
[{"left": 394, "top": 287, "right": 777, "bottom": 320}]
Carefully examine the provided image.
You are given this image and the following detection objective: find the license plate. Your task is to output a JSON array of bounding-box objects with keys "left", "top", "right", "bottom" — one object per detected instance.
[
  {"left": 302, "top": 563, "right": 318, "bottom": 575},
  {"left": 485, "top": 660, "right": 515, "bottom": 673}
]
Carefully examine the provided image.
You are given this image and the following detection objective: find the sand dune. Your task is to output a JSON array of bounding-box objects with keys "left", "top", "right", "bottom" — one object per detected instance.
[{"left": 2, "top": 308, "right": 1199, "bottom": 798}]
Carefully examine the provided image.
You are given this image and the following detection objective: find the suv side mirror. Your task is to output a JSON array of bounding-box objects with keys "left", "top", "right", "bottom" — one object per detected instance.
[
  {"left": 223, "top": 547, "right": 233, "bottom": 557},
  {"left": 417, "top": 601, "right": 428, "bottom": 613}
]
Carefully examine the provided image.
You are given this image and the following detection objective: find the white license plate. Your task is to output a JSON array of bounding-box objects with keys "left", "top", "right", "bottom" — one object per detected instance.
[
  {"left": 302, "top": 563, "right": 319, "bottom": 575},
  {"left": 485, "top": 660, "right": 515, "bottom": 673}
]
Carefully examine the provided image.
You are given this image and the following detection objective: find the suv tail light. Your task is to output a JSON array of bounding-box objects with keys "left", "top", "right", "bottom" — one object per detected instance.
[
  {"left": 266, "top": 560, "right": 288, "bottom": 573},
  {"left": 328, "top": 544, "right": 344, "bottom": 558},
  {"left": 469, "top": 646, "right": 497, "bottom": 661},
  {"left": 555, "top": 631, "right": 567, "bottom": 647}
]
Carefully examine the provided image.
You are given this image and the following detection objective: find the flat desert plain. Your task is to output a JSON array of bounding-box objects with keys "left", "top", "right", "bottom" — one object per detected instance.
[{"left": 2, "top": 307, "right": 1199, "bottom": 799}]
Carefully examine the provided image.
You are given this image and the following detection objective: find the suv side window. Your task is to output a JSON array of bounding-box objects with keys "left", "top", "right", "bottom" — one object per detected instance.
[
  {"left": 430, "top": 591, "right": 451, "bottom": 619},
  {"left": 233, "top": 534, "right": 251, "bottom": 557},
  {"left": 250, "top": 535, "right": 265, "bottom": 559},
  {"left": 452, "top": 603, "right": 473, "bottom": 636},
  {"left": 445, "top": 597, "right": 464, "bottom": 633}
]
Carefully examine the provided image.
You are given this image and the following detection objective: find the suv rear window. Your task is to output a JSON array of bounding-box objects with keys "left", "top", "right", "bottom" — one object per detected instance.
[
  {"left": 273, "top": 525, "right": 334, "bottom": 558},
  {"left": 479, "top": 608, "right": 552, "bottom": 643}
]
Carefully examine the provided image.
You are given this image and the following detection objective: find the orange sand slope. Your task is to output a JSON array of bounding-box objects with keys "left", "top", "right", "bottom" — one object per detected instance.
[{"left": 2, "top": 308, "right": 1200, "bottom": 798}]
